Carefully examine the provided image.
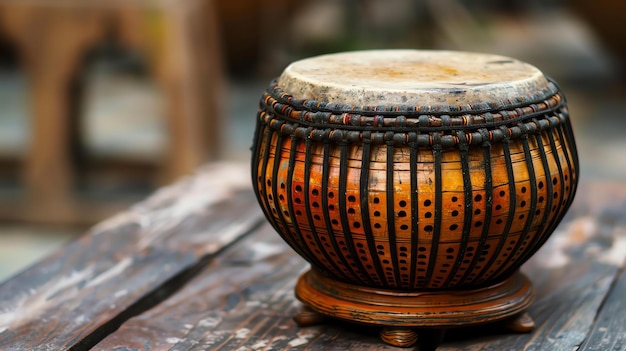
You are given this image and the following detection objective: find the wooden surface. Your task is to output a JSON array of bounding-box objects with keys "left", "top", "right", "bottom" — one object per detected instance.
[{"left": 1, "top": 162, "right": 625, "bottom": 350}]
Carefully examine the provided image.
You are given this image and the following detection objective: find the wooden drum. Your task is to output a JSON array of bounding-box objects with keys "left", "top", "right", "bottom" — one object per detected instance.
[{"left": 251, "top": 50, "right": 579, "bottom": 347}]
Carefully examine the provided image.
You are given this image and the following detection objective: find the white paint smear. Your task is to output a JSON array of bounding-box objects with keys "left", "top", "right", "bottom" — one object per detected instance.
[
  {"left": 599, "top": 232, "right": 626, "bottom": 266},
  {"left": 0, "top": 267, "right": 93, "bottom": 331},
  {"left": 250, "top": 340, "right": 268, "bottom": 349},
  {"left": 288, "top": 332, "right": 315, "bottom": 347},
  {"left": 249, "top": 242, "right": 283, "bottom": 261},
  {"left": 166, "top": 337, "right": 182, "bottom": 344},
  {"left": 235, "top": 328, "right": 250, "bottom": 339},
  {"left": 92, "top": 162, "right": 250, "bottom": 246},
  {"left": 114, "top": 289, "right": 128, "bottom": 298},
  {"left": 86, "top": 257, "right": 133, "bottom": 288},
  {"left": 536, "top": 217, "right": 596, "bottom": 268},
  {"left": 198, "top": 316, "right": 221, "bottom": 328}
]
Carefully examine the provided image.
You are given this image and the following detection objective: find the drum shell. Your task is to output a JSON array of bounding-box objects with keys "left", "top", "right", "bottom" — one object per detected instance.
[{"left": 251, "top": 90, "right": 579, "bottom": 291}]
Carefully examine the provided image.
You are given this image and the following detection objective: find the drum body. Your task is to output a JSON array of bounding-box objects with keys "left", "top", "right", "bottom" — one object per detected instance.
[{"left": 250, "top": 50, "right": 579, "bottom": 345}]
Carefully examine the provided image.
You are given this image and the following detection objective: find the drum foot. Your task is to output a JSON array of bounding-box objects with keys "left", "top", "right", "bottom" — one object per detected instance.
[
  {"left": 378, "top": 328, "right": 447, "bottom": 349},
  {"left": 293, "top": 305, "right": 327, "bottom": 326},
  {"left": 379, "top": 328, "right": 419, "bottom": 348},
  {"left": 503, "top": 312, "right": 535, "bottom": 333}
]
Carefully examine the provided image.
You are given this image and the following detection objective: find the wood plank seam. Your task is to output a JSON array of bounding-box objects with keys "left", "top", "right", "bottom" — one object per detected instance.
[
  {"left": 68, "top": 219, "right": 264, "bottom": 351},
  {"left": 577, "top": 230, "right": 626, "bottom": 351}
]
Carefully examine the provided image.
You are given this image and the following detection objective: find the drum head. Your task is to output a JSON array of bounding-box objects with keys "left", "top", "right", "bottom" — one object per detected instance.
[{"left": 278, "top": 50, "right": 549, "bottom": 106}]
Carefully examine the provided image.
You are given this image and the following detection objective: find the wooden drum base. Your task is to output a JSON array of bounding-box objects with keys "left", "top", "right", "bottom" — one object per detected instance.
[{"left": 294, "top": 269, "right": 535, "bottom": 348}]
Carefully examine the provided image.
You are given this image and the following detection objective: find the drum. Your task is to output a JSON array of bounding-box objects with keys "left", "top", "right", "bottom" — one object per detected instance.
[{"left": 251, "top": 50, "right": 579, "bottom": 347}]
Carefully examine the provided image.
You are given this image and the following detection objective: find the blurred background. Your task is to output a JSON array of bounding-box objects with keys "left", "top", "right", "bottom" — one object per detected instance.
[{"left": 0, "top": 0, "right": 624, "bottom": 282}]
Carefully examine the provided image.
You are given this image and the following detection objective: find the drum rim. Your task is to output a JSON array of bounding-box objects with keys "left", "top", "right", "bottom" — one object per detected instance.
[{"left": 258, "top": 78, "right": 570, "bottom": 147}]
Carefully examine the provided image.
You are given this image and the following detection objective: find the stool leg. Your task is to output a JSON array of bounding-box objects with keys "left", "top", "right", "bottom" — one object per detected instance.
[
  {"left": 7, "top": 6, "right": 105, "bottom": 222},
  {"left": 146, "top": 0, "right": 224, "bottom": 182}
]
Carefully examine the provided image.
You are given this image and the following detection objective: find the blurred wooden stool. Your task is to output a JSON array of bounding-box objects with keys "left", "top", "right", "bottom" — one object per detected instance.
[{"left": 0, "top": 0, "right": 223, "bottom": 224}]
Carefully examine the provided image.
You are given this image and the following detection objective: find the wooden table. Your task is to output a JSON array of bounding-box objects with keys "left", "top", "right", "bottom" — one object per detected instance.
[{"left": 1, "top": 162, "right": 625, "bottom": 350}]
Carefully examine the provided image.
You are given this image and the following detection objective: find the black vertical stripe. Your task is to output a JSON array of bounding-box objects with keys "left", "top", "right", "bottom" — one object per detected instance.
[
  {"left": 475, "top": 127, "right": 516, "bottom": 284},
  {"left": 286, "top": 135, "right": 320, "bottom": 269},
  {"left": 558, "top": 112, "right": 580, "bottom": 212},
  {"left": 259, "top": 127, "right": 281, "bottom": 233},
  {"left": 550, "top": 126, "right": 566, "bottom": 221},
  {"left": 502, "top": 128, "right": 554, "bottom": 276},
  {"left": 513, "top": 123, "right": 563, "bottom": 270},
  {"left": 408, "top": 136, "right": 419, "bottom": 288},
  {"left": 530, "top": 128, "right": 557, "bottom": 251},
  {"left": 303, "top": 137, "right": 348, "bottom": 280},
  {"left": 271, "top": 134, "right": 314, "bottom": 263},
  {"left": 338, "top": 142, "right": 373, "bottom": 285},
  {"left": 562, "top": 112, "right": 580, "bottom": 180},
  {"left": 424, "top": 137, "right": 443, "bottom": 287},
  {"left": 385, "top": 142, "right": 402, "bottom": 286},
  {"left": 494, "top": 129, "right": 537, "bottom": 278},
  {"left": 464, "top": 133, "right": 494, "bottom": 285},
  {"left": 321, "top": 140, "right": 360, "bottom": 280},
  {"left": 359, "top": 137, "right": 388, "bottom": 287},
  {"left": 443, "top": 132, "right": 471, "bottom": 287},
  {"left": 560, "top": 116, "right": 580, "bottom": 208},
  {"left": 250, "top": 112, "right": 264, "bottom": 202}
]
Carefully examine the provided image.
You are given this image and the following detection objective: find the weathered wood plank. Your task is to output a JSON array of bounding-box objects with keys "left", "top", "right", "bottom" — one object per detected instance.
[
  {"left": 95, "top": 181, "right": 626, "bottom": 351},
  {"left": 0, "top": 162, "right": 263, "bottom": 350},
  {"left": 577, "top": 268, "right": 626, "bottom": 351},
  {"left": 578, "top": 208, "right": 626, "bottom": 351},
  {"left": 92, "top": 223, "right": 306, "bottom": 350},
  {"left": 94, "top": 222, "right": 402, "bottom": 351}
]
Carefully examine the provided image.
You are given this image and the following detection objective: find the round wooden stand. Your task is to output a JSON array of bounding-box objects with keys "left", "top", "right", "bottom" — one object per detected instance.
[{"left": 294, "top": 269, "right": 535, "bottom": 347}]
